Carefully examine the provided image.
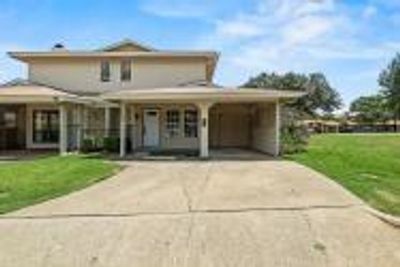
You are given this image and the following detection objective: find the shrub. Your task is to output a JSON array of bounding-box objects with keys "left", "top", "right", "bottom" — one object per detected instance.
[
  {"left": 280, "top": 106, "right": 310, "bottom": 155},
  {"left": 280, "top": 123, "right": 309, "bottom": 154},
  {"left": 103, "top": 137, "right": 119, "bottom": 152},
  {"left": 81, "top": 138, "right": 95, "bottom": 153}
]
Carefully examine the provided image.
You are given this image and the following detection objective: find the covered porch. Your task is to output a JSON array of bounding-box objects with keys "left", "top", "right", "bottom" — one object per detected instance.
[
  {"left": 105, "top": 87, "right": 304, "bottom": 158},
  {"left": 1, "top": 84, "right": 303, "bottom": 158}
]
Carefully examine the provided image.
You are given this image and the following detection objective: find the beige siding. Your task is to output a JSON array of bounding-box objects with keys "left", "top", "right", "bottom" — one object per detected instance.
[
  {"left": 209, "top": 104, "right": 251, "bottom": 148},
  {"left": 251, "top": 102, "right": 278, "bottom": 155},
  {"left": 126, "top": 104, "right": 199, "bottom": 150},
  {"left": 29, "top": 58, "right": 207, "bottom": 94}
]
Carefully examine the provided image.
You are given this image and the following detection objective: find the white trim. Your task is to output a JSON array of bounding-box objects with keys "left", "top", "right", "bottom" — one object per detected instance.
[
  {"left": 197, "top": 102, "right": 213, "bottom": 158},
  {"left": 59, "top": 104, "right": 68, "bottom": 154},
  {"left": 25, "top": 104, "right": 60, "bottom": 149},
  {"left": 143, "top": 109, "right": 161, "bottom": 148},
  {"left": 119, "top": 102, "right": 127, "bottom": 157},
  {"left": 275, "top": 100, "right": 280, "bottom": 157}
]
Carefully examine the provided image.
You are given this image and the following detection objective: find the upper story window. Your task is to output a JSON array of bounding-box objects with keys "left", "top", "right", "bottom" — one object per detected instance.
[
  {"left": 120, "top": 60, "right": 132, "bottom": 81},
  {"left": 100, "top": 61, "right": 110, "bottom": 82},
  {"left": 166, "top": 109, "right": 180, "bottom": 137}
]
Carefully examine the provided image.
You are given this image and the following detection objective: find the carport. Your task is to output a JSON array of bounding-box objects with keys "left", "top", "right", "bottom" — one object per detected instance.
[
  {"left": 209, "top": 102, "right": 280, "bottom": 156},
  {"left": 102, "top": 86, "right": 304, "bottom": 158}
]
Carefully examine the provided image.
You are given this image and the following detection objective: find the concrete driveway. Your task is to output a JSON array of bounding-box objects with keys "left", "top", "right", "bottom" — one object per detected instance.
[{"left": 1, "top": 160, "right": 399, "bottom": 266}]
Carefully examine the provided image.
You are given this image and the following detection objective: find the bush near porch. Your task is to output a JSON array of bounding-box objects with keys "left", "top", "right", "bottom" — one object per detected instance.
[
  {"left": 287, "top": 134, "right": 400, "bottom": 216},
  {"left": 0, "top": 155, "right": 118, "bottom": 214}
]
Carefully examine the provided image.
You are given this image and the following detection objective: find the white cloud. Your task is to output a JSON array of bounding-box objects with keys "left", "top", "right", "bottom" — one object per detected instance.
[
  {"left": 140, "top": 0, "right": 213, "bottom": 18},
  {"left": 195, "top": 0, "right": 400, "bottom": 79},
  {"left": 215, "top": 18, "right": 264, "bottom": 39},
  {"left": 362, "top": 5, "right": 378, "bottom": 19},
  {"left": 282, "top": 15, "right": 336, "bottom": 46}
]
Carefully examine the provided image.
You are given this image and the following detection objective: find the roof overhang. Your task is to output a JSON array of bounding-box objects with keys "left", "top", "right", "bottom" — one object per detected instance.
[
  {"left": 8, "top": 51, "right": 218, "bottom": 61},
  {"left": 102, "top": 87, "right": 305, "bottom": 103}
]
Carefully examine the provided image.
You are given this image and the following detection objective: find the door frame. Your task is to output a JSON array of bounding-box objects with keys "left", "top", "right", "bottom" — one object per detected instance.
[{"left": 142, "top": 108, "right": 160, "bottom": 148}]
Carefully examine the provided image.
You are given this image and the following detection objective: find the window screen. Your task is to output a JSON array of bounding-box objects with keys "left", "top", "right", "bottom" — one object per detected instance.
[
  {"left": 166, "top": 109, "right": 180, "bottom": 137},
  {"left": 184, "top": 110, "right": 198, "bottom": 138}
]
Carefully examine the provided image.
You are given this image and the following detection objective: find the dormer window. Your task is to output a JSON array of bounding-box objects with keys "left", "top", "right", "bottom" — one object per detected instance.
[
  {"left": 120, "top": 60, "right": 131, "bottom": 81},
  {"left": 100, "top": 61, "right": 110, "bottom": 82}
]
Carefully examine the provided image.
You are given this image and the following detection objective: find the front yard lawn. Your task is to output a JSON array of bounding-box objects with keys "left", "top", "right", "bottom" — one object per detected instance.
[
  {"left": 0, "top": 155, "right": 118, "bottom": 214},
  {"left": 287, "top": 134, "right": 400, "bottom": 216}
]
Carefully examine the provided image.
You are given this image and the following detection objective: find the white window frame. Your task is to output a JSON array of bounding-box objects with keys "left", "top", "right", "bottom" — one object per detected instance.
[
  {"left": 100, "top": 61, "right": 111, "bottom": 82},
  {"left": 166, "top": 109, "right": 180, "bottom": 137},
  {"left": 120, "top": 59, "right": 132, "bottom": 82},
  {"left": 184, "top": 109, "right": 198, "bottom": 138}
]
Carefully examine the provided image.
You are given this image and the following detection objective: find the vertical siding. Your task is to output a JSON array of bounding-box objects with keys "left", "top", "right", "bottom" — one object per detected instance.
[
  {"left": 112, "top": 104, "right": 200, "bottom": 150},
  {"left": 251, "top": 102, "right": 278, "bottom": 155},
  {"left": 209, "top": 104, "right": 251, "bottom": 148}
]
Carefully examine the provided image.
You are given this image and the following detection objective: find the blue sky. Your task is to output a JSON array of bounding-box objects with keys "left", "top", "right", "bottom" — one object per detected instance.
[{"left": 1, "top": 0, "right": 400, "bottom": 110}]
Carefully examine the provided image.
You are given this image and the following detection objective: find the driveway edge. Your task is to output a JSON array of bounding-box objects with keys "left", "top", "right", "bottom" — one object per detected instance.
[{"left": 365, "top": 207, "right": 400, "bottom": 228}]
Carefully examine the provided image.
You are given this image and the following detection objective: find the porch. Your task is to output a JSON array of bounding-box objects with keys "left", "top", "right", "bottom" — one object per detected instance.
[{"left": 0, "top": 84, "right": 304, "bottom": 158}]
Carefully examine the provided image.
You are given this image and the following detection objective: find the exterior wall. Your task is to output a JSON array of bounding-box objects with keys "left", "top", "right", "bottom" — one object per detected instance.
[
  {"left": 29, "top": 57, "right": 207, "bottom": 94},
  {"left": 26, "top": 103, "right": 59, "bottom": 149},
  {"left": 251, "top": 102, "right": 278, "bottom": 155},
  {"left": 209, "top": 103, "right": 251, "bottom": 148},
  {"left": 127, "top": 104, "right": 199, "bottom": 151}
]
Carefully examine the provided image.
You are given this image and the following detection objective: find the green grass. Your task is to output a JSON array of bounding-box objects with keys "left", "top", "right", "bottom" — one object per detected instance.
[
  {"left": 0, "top": 155, "right": 118, "bottom": 214},
  {"left": 287, "top": 134, "right": 400, "bottom": 216}
]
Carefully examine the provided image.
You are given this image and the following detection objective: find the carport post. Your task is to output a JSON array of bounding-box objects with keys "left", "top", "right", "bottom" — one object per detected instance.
[
  {"left": 119, "top": 102, "right": 127, "bottom": 158},
  {"left": 275, "top": 100, "right": 280, "bottom": 157},
  {"left": 59, "top": 103, "right": 68, "bottom": 155},
  {"left": 198, "top": 102, "right": 212, "bottom": 158},
  {"left": 104, "top": 107, "right": 111, "bottom": 137}
]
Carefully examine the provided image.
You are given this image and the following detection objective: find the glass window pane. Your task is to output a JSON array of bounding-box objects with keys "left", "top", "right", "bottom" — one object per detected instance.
[
  {"left": 121, "top": 60, "right": 131, "bottom": 81},
  {"left": 4, "top": 112, "right": 17, "bottom": 128},
  {"left": 184, "top": 110, "right": 198, "bottom": 138},
  {"left": 33, "top": 110, "right": 59, "bottom": 143},
  {"left": 166, "top": 109, "right": 180, "bottom": 137},
  {"left": 100, "top": 61, "right": 110, "bottom": 82}
]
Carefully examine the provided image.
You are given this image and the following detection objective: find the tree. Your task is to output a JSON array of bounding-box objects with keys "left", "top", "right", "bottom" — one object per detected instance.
[
  {"left": 379, "top": 53, "right": 400, "bottom": 130},
  {"left": 350, "top": 94, "right": 390, "bottom": 123},
  {"left": 243, "top": 72, "right": 342, "bottom": 117},
  {"left": 243, "top": 72, "right": 342, "bottom": 154}
]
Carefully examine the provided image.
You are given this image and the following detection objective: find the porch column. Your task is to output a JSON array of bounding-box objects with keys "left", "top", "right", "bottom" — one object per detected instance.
[
  {"left": 275, "top": 100, "right": 280, "bottom": 157},
  {"left": 76, "top": 105, "right": 83, "bottom": 151},
  {"left": 130, "top": 105, "right": 137, "bottom": 152},
  {"left": 119, "top": 102, "right": 127, "bottom": 158},
  {"left": 104, "top": 107, "right": 111, "bottom": 137},
  {"left": 83, "top": 106, "right": 89, "bottom": 139},
  {"left": 198, "top": 102, "right": 212, "bottom": 158},
  {"left": 59, "top": 103, "right": 68, "bottom": 155}
]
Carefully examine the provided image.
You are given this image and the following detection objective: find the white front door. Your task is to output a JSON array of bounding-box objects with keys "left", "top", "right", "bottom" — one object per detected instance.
[{"left": 143, "top": 109, "right": 160, "bottom": 147}]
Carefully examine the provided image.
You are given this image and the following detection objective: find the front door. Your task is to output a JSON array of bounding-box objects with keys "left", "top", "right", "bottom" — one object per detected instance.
[{"left": 143, "top": 109, "right": 160, "bottom": 148}]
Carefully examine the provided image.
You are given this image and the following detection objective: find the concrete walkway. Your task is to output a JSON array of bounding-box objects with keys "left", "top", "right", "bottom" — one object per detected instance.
[{"left": 1, "top": 160, "right": 399, "bottom": 266}]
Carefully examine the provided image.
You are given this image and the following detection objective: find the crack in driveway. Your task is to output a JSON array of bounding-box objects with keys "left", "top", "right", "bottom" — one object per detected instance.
[{"left": 0, "top": 204, "right": 364, "bottom": 220}]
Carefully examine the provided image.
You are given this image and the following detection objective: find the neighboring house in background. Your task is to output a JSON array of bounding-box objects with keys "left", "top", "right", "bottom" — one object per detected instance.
[
  {"left": 303, "top": 119, "right": 340, "bottom": 134},
  {"left": 0, "top": 39, "right": 303, "bottom": 157}
]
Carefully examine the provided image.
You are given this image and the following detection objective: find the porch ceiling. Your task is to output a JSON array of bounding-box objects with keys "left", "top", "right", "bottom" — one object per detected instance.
[{"left": 101, "top": 87, "right": 305, "bottom": 103}]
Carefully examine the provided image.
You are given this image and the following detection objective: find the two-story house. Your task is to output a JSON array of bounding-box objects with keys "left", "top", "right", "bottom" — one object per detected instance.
[{"left": 0, "top": 39, "right": 303, "bottom": 158}]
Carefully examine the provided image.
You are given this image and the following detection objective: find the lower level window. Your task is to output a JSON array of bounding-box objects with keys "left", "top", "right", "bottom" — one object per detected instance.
[
  {"left": 166, "top": 109, "right": 180, "bottom": 137},
  {"left": 184, "top": 110, "right": 198, "bottom": 138},
  {"left": 33, "top": 110, "right": 59, "bottom": 143}
]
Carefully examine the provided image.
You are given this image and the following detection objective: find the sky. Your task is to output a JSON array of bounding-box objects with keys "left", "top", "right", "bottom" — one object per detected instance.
[{"left": 1, "top": 0, "right": 400, "bottom": 110}]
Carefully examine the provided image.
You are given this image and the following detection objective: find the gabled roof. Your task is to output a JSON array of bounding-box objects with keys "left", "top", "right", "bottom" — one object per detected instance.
[{"left": 98, "top": 39, "right": 156, "bottom": 52}]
